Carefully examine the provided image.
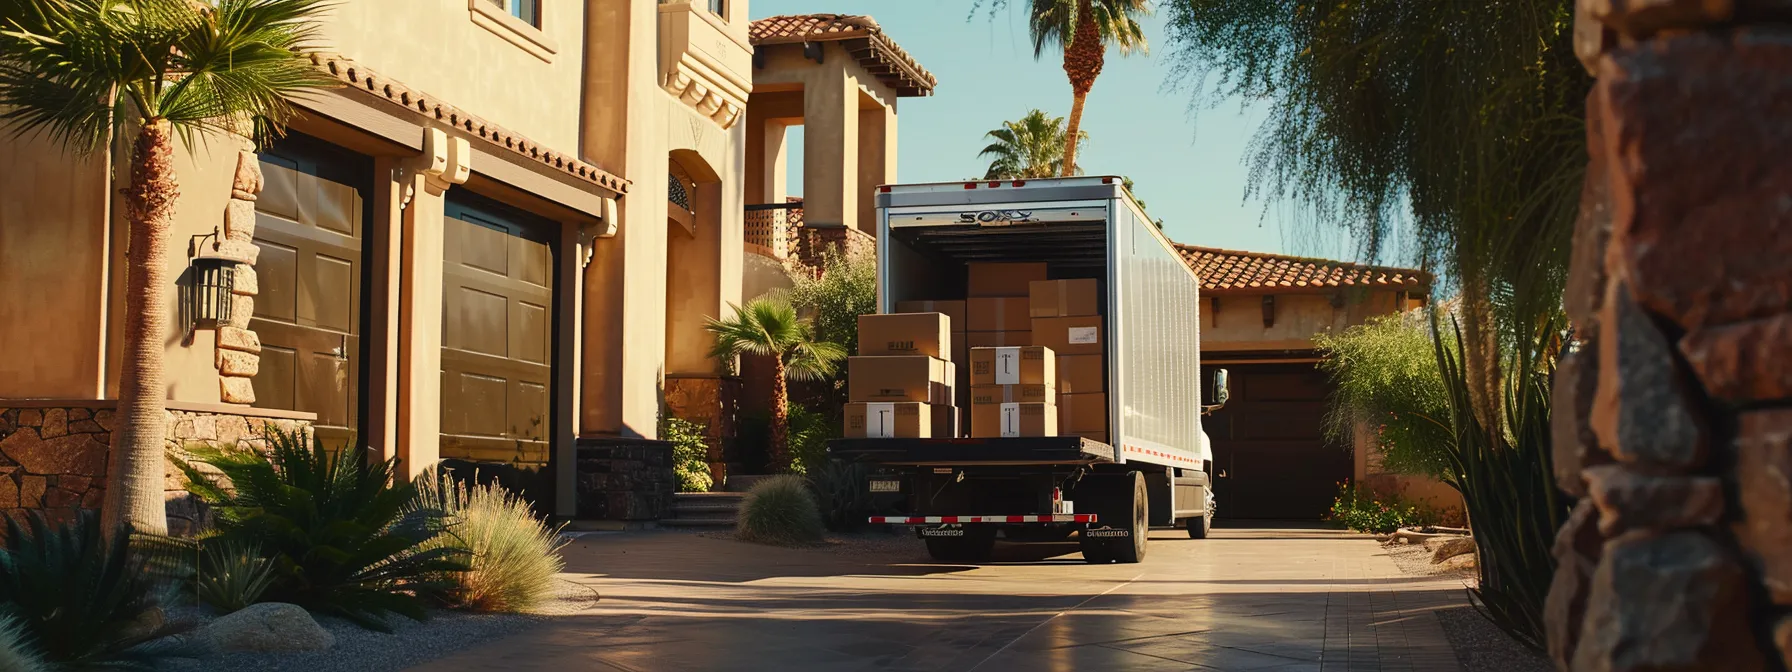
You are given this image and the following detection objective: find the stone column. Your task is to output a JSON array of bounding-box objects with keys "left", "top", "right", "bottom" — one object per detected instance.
[
  {"left": 801, "top": 64, "right": 860, "bottom": 231},
  {"left": 1546, "top": 4, "right": 1792, "bottom": 670},
  {"left": 215, "top": 151, "right": 264, "bottom": 404}
]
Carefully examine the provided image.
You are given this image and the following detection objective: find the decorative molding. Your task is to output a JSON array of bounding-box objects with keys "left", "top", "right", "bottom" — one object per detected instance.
[{"left": 659, "top": 3, "right": 751, "bottom": 130}]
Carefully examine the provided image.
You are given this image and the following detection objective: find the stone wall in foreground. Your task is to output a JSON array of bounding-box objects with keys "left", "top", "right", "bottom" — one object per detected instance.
[{"left": 1547, "top": 3, "right": 1792, "bottom": 670}]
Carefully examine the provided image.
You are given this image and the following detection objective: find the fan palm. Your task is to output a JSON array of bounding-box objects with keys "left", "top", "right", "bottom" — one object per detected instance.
[
  {"left": 979, "top": 109, "right": 1085, "bottom": 179},
  {"left": 706, "top": 297, "right": 846, "bottom": 472},
  {"left": 0, "top": 0, "right": 334, "bottom": 535}
]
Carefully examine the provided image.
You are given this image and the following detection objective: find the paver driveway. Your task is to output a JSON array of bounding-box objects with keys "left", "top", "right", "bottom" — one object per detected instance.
[{"left": 416, "top": 525, "right": 1469, "bottom": 671}]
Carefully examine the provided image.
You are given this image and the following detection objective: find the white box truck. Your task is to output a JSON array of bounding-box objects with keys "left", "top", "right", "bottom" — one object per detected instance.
[{"left": 829, "top": 176, "right": 1230, "bottom": 564}]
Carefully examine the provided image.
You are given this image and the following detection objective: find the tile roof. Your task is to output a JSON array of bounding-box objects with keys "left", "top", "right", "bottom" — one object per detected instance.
[
  {"left": 749, "top": 14, "right": 937, "bottom": 97},
  {"left": 308, "top": 53, "right": 629, "bottom": 194},
  {"left": 1175, "top": 244, "right": 1432, "bottom": 294}
]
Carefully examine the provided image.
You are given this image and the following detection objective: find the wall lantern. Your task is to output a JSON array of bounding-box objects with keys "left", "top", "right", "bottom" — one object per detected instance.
[{"left": 183, "top": 228, "right": 236, "bottom": 332}]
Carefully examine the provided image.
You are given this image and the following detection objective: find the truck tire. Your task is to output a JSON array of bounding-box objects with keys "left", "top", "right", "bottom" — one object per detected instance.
[
  {"left": 925, "top": 527, "right": 996, "bottom": 563},
  {"left": 1186, "top": 489, "right": 1214, "bottom": 539},
  {"left": 1080, "top": 472, "right": 1148, "bottom": 564}
]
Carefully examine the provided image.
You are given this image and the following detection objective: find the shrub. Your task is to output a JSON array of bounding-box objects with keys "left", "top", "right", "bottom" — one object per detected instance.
[
  {"left": 0, "top": 614, "right": 46, "bottom": 672},
  {"left": 0, "top": 511, "right": 190, "bottom": 669},
  {"left": 782, "top": 246, "right": 877, "bottom": 360},
  {"left": 196, "top": 540, "right": 277, "bottom": 613},
  {"left": 1329, "top": 482, "right": 1437, "bottom": 534},
  {"left": 659, "top": 416, "right": 714, "bottom": 493},
  {"left": 809, "top": 460, "right": 873, "bottom": 532},
  {"left": 735, "top": 475, "right": 825, "bottom": 546},
  {"left": 177, "top": 429, "right": 470, "bottom": 631},
  {"left": 412, "top": 473, "right": 569, "bottom": 613},
  {"left": 786, "top": 405, "right": 837, "bottom": 476},
  {"left": 1315, "top": 312, "right": 1456, "bottom": 480}
]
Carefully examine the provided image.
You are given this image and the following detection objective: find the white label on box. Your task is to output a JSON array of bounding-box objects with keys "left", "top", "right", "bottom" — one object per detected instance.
[
  {"left": 994, "top": 346, "right": 1020, "bottom": 385},
  {"left": 1000, "top": 402, "right": 1020, "bottom": 437},
  {"left": 866, "top": 402, "right": 896, "bottom": 438},
  {"left": 1067, "top": 326, "right": 1100, "bottom": 344}
]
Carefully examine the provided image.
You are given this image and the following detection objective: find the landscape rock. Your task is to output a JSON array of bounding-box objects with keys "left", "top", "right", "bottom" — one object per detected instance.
[
  {"left": 1734, "top": 408, "right": 1792, "bottom": 604},
  {"left": 201, "top": 603, "right": 334, "bottom": 653},
  {"left": 1571, "top": 530, "right": 1765, "bottom": 671},
  {"left": 1680, "top": 312, "right": 1792, "bottom": 403},
  {"left": 1591, "top": 281, "right": 1708, "bottom": 468},
  {"left": 1428, "top": 537, "right": 1476, "bottom": 564},
  {"left": 1554, "top": 347, "right": 1611, "bottom": 497},
  {"left": 1583, "top": 464, "right": 1724, "bottom": 535},
  {"left": 1568, "top": 91, "right": 1613, "bottom": 331},
  {"left": 1548, "top": 500, "right": 1605, "bottom": 671}
]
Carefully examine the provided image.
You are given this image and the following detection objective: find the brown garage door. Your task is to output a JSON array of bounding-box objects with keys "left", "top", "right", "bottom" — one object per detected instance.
[
  {"left": 250, "top": 138, "right": 371, "bottom": 446},
  {"left": 1207, "top": 363, "right": 1351, "bottom": 520},
  {"left": 440, "top": 195, "right": 555, "bottom": 467}
]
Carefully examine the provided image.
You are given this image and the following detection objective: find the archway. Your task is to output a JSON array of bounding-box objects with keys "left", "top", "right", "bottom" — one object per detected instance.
[{"left": 662, "top": 150, "right": 732, "bottom": 481}]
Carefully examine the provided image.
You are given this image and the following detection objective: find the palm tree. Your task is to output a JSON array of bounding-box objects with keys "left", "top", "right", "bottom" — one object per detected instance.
[
  {"left": 706, "top": 297, "right": 846, "bottom": 473},
  {"left": 979, "top": 109, "right": 1086, "bottom": 179},
  {"left": 1024, "top": 0, "right": 1149, "bottom": 176},
  {"left": 0, "top": 0, "right": 334, "bottom": 535}
]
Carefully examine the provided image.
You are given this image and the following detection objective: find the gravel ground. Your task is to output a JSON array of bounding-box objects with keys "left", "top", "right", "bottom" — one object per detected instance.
[{"left": 1372, "top": 536, "right": 1550, "bottom": 672}]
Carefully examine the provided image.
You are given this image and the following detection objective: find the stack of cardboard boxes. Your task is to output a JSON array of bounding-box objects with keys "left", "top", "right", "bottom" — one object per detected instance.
[
  {"left": 1030, "top": 278, "right": 1107, "bottom": 444},
  {"left": 843, "top": 312, "right": 959, "bottom": 438}
]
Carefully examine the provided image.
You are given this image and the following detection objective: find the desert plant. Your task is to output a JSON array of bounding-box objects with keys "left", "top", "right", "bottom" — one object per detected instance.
[
  {"left": 785, "top": 405, "right": 838, "bottom": 477},
  {"left": 1315, "top": 311, "right": 1456, "bottom": 481},
  {"left": 1329, "top": 482, "right": 1437, "bottom": 534},
  {"left": 176, "top": 429, "right": 469, "bottom": 630},
  {"left": 809, "top": 460, "right": 874, "bottom": 533},
  {"left": 0, "top": 511, "right": 190, "bottom": 669},
  {"left": 0, "top": 613, "right": 46, "bottom": 672},
  {"left": 196, "top": 540, "right": 277, "bottom": 613},
  {"left": 706, "top": 297, "right": 847, "bottom": 472},
  {"left": 411, "top": 473, "right": 569, "bottom": 613},
  {"left": 659, "top": 416, "right": 714, "bottom": 493},
  {"left": 979, "top": 109, "right": 1085, "bottom": 179},
  {"left": 735, "top": 475, "right": 826, "bottom": 547},
  {"left": 0, "top": 0, "right": 335, "bottom": 535}
]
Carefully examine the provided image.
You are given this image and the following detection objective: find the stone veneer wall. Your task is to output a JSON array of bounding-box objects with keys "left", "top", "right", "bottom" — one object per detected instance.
[
  {"left": 215, "top": 150, "right": 266, "bottom": 404},
  {"left": 574, "top": 438, "right": 675, "bottom": 521},
  {"left": 0, "top": 403, "right": 309, "bottom": 533},
  {"left": 1547, "top": 3, "right": 1792, "bottom": 670}
]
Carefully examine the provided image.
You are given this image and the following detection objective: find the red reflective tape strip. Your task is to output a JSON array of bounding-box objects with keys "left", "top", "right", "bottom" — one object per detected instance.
[{"left": 867, "top": 514, "right": 1100, "bottom": 524}]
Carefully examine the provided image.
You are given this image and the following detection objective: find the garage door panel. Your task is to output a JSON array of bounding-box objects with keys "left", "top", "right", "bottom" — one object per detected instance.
[
  {"left": 1230, "top": 408, "right": 1326, "bottom": 440},
  {"left": 515, "top": 236, "right": 551, "bottom": 289},
  {"left": 511, "top": 379, "right": 548, "bottom": 441},
  {"left": 299, "top": 346, "right": 353, "bottom": 428},
  {"left": 254, "top": 344, "right": 297, "bottom": 411},
  {"left": 254, "top": 239, "right": 299, "bottom": 323},
  {"left": 308, "top": 254, "right": 356, "bottom": 333},
  {"left": 450, "top": 286, "right": 509, "bottom": 357},
  {"left": 446, "top": 368, "right": 508, "bottom": 439},
  {"left": 1210, "top": 363, "right": 1352, "bottom": 520},
  {"left": 1245, "top": 372, "right": 1329, "bottom": 402},
  {"left": 314, "top": 179, "right": 360, "bottom": 238},
  {"left": 455, "top": 219, "right": 511, "bottom": 277},
  {"left": 513, "top": 301, "right": 549, "bottom": 365}
]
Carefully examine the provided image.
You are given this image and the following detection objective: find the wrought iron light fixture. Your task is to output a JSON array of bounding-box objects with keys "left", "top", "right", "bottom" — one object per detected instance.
[{"left": 184, "top": 228, "right": 235, "bottom": 331}]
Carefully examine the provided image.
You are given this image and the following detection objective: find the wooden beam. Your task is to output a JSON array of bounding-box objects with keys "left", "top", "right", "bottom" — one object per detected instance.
[{"left": 1261, "top": 295, "right": 1276, "bottom": 328}]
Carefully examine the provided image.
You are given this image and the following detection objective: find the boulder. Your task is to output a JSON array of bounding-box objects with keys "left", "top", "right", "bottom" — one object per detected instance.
[{"left": 200, "top": 603, "right": 334, "bottom": 653}]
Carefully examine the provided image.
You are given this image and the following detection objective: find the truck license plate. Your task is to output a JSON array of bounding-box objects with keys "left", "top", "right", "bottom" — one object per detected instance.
[{"left": 868, "top": 479, "right": 901, "bottom": 493}]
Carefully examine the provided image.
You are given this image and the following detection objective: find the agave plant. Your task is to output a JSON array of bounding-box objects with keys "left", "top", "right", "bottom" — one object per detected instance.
[
  {"left": 196, "top": 541, "right": 278, "bottom": 613},
  {"left": 0, "top": 511, "right": 191, "bottom": 668},
  {"left": 176, "top": 429, "right": 470, "bottom": 630}
]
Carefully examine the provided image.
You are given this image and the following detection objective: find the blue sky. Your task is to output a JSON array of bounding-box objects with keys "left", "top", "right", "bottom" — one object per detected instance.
[{"left": 750, "top": 0, "right": 1362, "bottom": 260}]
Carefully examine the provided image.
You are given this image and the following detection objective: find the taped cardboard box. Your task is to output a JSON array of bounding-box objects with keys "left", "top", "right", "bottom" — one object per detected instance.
[
  {"left": 966, "top": 330, "right": 1031, "bottom": 348},
  {"left": 1029, "top": 279, "right": 1100, "bottom": 318},
  {"left": 969, "top": 346, "right": 1056, "bottom": 386},
  {"left": 970, "top": 384, "right": 1056, "bottom": 405},
  {"left": 858, "top": 313, "right": 951, "bottom": 359},
  {"left": 1057, "top": 354, "right": 1105, "bottom": 393},
  {"left": 848, "top": 356, "right": 955, "bottom": 404},
  {"left": 895, "top": 300, "right": 966, "bottom": 331},
  {"left": 967, "top": 262, "right": 1048, "bottom": 298},
  {"left": 970, "top": 402, "right": 1058, "bottom": 438},
  {"left": 965, "top": 297, "right": 1031, "bottom": 332},
  {"left": 1031, "top": 316, "right": 1104, "bottom": 356},
  {"left": 844, "top": 402, "right": 932, "bottom": 438},
  {"left": 1059, "top": 392, "right": 1108, "bottom": 442}
]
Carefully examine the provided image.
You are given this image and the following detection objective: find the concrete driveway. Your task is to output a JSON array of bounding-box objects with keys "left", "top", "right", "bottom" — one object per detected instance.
[{"left": 414, "top": 525, "right": 1468, "bottom": 671}]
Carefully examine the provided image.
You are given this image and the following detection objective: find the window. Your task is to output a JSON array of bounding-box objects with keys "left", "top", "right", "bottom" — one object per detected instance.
[
  {"left": 468, "top": 0, "right": 556, "bottom": 61},
  {"left": 708, "top": 0, "right": 726, "bottom": 19},
  {"left": 487, "top": 0, "right": 539, "bottom": 27}
]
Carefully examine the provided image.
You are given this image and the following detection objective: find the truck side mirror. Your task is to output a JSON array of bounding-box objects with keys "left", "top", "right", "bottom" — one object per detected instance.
[{"left": 1202, "top": 369, "right": 1230, "bottom": 416}]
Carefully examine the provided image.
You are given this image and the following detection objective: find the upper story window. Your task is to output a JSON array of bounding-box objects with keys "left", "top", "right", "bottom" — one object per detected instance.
[
  {"left": 487, "top": 0, "right": 539, "bottom": 27},
  {"left": 708, "top": 0, "right": 726, "bottom": 19},
  {"left": 469, "top": 0, "right": 556, "bottom": 61}
]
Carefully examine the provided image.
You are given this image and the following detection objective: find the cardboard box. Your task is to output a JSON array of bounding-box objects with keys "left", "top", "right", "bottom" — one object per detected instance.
[
  {"left": 858, "top": 313, "right": 951, "bottom": 359},
  {"left": 844, "top": 402, "right": 932, "bottom": 438},
  {"left": 971, "top": 402, "right": 1058, "bottom": 437},
  {"left": 970, "top": 384, "right": 1056, "bottom": 405},
  {"left": 1057, "top": 354, "right": 1105, "bottom": 393},
  {"left": 969, "top": 346, "right": 1056, "bottom": 386},
  {"left": 966, "top": 330, "right": 1031, "bottom": 348},
  {"left": 965, "top": 297, "right": 1031, "bottom": 332},
  {"left": 1031, "top": 316, "right": 1104, "bottom": 356},
  {"left": 848, "top": 356, "right": 954, "bottom": 404},
  {"left": 895, "top": 300, "right": 966, "bottom": 331},
  {"left": 968, "top": 262, "right": 1049, "bottom": 298},
  {"left": 1029, "top": 279, "right": 1100, "bottom": 318},
  {"left": 1059, "top": 392, "right": 1108, "bottom": 442},
  {"left": 933, "top": 404, "right": 961, "bottom": 439}
]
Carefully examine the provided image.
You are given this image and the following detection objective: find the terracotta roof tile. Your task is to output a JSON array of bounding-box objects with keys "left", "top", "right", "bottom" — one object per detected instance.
[
  {"left": 749, "top": 14, "right": 937, "bottom": 96},
  {"left": 1174, "top": 244, "right": 1432, "bottom": 294},
  {"left": 309, "top": 53, "right": 628, "bottom": 195}
]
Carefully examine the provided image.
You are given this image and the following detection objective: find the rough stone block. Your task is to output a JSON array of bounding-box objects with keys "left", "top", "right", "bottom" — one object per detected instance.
[
  {"left": 226, "top": 295, "right": 255, "bottom": 328},
  {"left": 1592, "top": 281, "right": 1709, "bottom": 468},
  {"left": 213, "top": 239, "right": 259, "bottom": 265},
  {"left": 68, "top": 408, "right": 89, "bottom": 422},
  {"left": 60, "top": 475, "right": 91, "bottom": 494},
  {"left": 1735, "top": 409, "right": 1792, "bottom": 604},
  {"left": 1568, "top": 93, "right": 1614, "bottom": 334},
  {"left": 18, "top": 410, "right": 40, "bottom": 427},
  {"left": 1587, "top": 0, "right": 1735, "bottom": 37},
  {"left": 1573, "top": 530, "right": 1765, "bottom": 671},
  {"left": 0, "top": 429, "right": 106, "bottom": 476},
  {"left": 1548, "top": 500, "right": 1606, "bottom": 670},
  {"left": 43, "top": 488, "right": 79, "bottom": 508},
  {"left": 231, "top": 265, "right": 258, "bottom": 296},
  {"left": 67, "top": 419, "right": 102, "bottom": 434},
  {"left": 231, "top": 150, "right": 263, "bottom": 194},
  {"left": 220, "top": 377, "right": 257, "bottom": 405},
  {"left": 1583, "top": 464, "right": 1724, "bottom": 535},
  {"left": 0, "top": 477, "right": 17, "bottom": 508},
  {"left": 217, "top": 327, "right": 261, "bottom": 354},
  {"left": 1598, "top": 30, "right": 1792, "bottom": 330},
  {"left": 18, "top": 476, "right": 44, "bottom": 507},
  {"left": 1680, "top": 312, "right": 1792, "bottom": 403},
  {"left": 93, "top": 409, "right": 114, "bottom": 432},
  {"left": 231, "top": 188, "right": 257, "bottom": 201},
  {"left": 224, "top": 199, "right": 257, "bottom": 242},
  {"left": 39, "top": 409, "right": 67, "bottom": 439},
  {"left": 1554, "top": 347, "right": 1611, "bottom": 497},
  {"left": 1575, "top": 0, "right": 1620, "bottom": 74},
  {"left": 216, "top": 350, "right": 260, "bottom": 378}
]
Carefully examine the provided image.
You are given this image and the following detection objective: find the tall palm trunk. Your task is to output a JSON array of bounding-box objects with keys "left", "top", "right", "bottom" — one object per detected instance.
[
  {"left": 103, "top": 120, "right": 176, "bottom": 536},
  {"left": 769, "top": 356, "right": 791, "bottom": 472},
  {"left": 1456, "top": 264, "right": 1504, "bottom": 447},
  {"left": 1060, "top": 0, "right": 1103, "bottom": 176}
]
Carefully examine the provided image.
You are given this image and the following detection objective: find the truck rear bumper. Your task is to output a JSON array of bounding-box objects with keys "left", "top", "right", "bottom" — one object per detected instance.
[
  {"left": 830, "top": 436, "right": 1116, "bottom": 466},
  {"left": 869, "top": 514, "right": 1098, "bottom": 524}
]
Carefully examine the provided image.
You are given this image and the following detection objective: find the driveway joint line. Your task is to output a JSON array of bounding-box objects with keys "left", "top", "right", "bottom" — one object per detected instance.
[{"left": 967, "top": 570, "right": 1146, "bottom": 670}]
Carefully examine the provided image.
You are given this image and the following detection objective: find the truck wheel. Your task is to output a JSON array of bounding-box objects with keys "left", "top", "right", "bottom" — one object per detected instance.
[
  {"left": 1186, "top": 515, "right": 1211, "bottom": 539},
  {"left": 1079, "top": 472, "right": 1148, "bottom": 564},
  {"left": 1110, "top": 473, "right": 1149, "bottom": 563}
]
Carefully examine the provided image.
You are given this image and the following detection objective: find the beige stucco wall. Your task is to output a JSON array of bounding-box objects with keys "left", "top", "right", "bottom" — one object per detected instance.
[
  {"left": 1202, "top": 290, "right": 1403, "bottom": 352},
  {"left": 318, "top": 0, "right": 586, "bottom": 153},
  {"left": 747, "top": 44, "right": 899, "bottom": 235},
  {"left": 742, "top": 252, "right": 793, "bottom": 301}
]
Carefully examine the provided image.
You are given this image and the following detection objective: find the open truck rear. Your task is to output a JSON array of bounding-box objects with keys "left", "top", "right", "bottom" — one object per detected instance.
[{"left": 829, "top": 176, "right": 1228, "bottom": 564}]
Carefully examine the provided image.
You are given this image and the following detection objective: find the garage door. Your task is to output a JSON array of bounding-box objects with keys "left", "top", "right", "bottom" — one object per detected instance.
[
  {"left": 440, "top": 195, "right": 555, "bottom": 467},
  {"left": 250, "top": 138, "right": 371, "bottom": 446},
  {"left": 1207, "top": 363, "right": 1351, "bottom": 520}
]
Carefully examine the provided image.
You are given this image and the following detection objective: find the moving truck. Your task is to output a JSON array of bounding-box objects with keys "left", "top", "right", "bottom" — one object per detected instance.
[{"left": 829, "top": 176, "right": 1230, "bottom": 564}]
